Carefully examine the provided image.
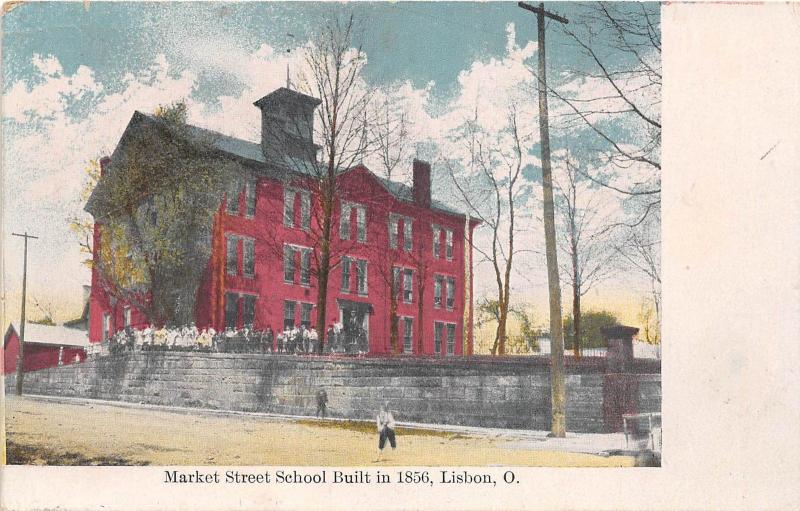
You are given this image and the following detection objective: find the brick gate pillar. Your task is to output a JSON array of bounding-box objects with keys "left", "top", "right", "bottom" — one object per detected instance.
[{"left": 602, "top": 325, "right": 639, "bottom": 432}]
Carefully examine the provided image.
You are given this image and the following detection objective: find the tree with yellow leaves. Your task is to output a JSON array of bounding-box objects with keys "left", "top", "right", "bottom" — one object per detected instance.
[{"left": 76, "top": 101, "right": 239, "bottom": 325}]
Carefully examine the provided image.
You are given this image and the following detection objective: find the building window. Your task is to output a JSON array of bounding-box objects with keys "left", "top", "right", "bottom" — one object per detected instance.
[
  {"left": 339, "top": 203, "right": 351, "bottom": 240},
  {"left": 356, "top": 259, "right": 368, "bottom": 295},
  {"left": 283, "top": 188, "right": 296, "bottom": 227},
  {"left": 341, "top": 256, "right": 351, "bottom": 292},
  {"left": 403, "top": 268, "right": 413, "bottom": 303},
  {"left": 403, "top": 317, "right": 413, "bottom": 354},
  {"left": 103, "top": 313, "right": 111, "bottom": 339},
  {"left": 243, "top": 238, "right": 255, "bottom": 278},
  {"left": 432, "top": 226, "right": 441, "bottom": 258},
  {"left": 446, "top": 277, "right": 456, "bottom": 310},
  {"left": 300, "top": 192, "right": 311, "bottom": 231},
  {"left": 434, "top": 321, "right": 444, "bottom": 355},
  {"left": 226, "top": 179, "right": 240, "bottom": 215},
  {"left": 356, "top": 206, "right": 366, "bottom": 242},
  {"left": 284, "top": 188, "right": 310, "bottom": 230},
  {"left": 446, "top": 323, "right": 456, "bottom": 355},
  {"left": 340, "top": 202, "right": 365, "bottom": 242},
  {"left": 300, "top": 248, "right": 312, "bottom": 286},
  {"left": 287, "top": 112, "right": 312, "bottom": 138},
  {"left": 123, "top": 306, "right": 131, "bottom": 328},
  {"left": 242, "top": 295, "right": 256, "bottom": 328},
  {"left": 300, "top": 303, "right": 313, "bottom": 328},
  {"left": 445, "top": 229, "right": 454, "bottom": 260},
  {"left": 283, "top": 245, "right": 296, "bottom": 283},
  {"left": 434, "top": 275, "right": 444, "bottom": 308},
  {"left": 388, "top": 215, "right": 399, "bottom": 249},
  {"left": 403, "top": 218, "right": 413, "bottom": 252},
  {"left": 283, "top": 300, "right": 296, "bottom": 330},
  {"left": 226, "top": 235, "right": 238, "bottom": 275},
  {"left": 225, "top": 292, "right": 239, "bottom": 329},
  {"left": 245, "top": 177, "right": 256, "bottom": 217}
]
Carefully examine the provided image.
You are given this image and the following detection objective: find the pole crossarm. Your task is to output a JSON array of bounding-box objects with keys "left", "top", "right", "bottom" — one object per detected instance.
[
  {"left": 11, "top": 232, "right": 40, "bottom": 240},
  {"left": 517, "top": 2, "right": 569, "bottom": 25}
]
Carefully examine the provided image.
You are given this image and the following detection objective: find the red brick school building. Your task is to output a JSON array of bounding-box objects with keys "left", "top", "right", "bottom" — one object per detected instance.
[{"left": 86, "top": 88, "right": 478, "bottom": 356}]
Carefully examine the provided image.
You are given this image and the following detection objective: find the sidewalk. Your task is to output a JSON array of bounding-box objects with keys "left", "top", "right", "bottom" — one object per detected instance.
[{"left": 13, "top": 393, "right": 629, "bottom": 456}]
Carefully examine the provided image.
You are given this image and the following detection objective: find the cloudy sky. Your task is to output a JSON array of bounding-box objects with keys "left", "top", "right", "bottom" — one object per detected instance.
[{"left": 2, "top": 1, "right": 658, "bottom": 328}]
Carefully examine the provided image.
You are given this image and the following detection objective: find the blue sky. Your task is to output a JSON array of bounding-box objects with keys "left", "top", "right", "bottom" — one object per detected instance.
[
  {"left": 3, "top": 2, "right": 602, "bottom": 104},
  {"left": 2, "top": 2, "right": 659, "bottom": 327}
]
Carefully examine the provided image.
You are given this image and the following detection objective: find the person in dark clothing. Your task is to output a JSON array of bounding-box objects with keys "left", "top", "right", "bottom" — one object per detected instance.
[
  {"left": 264, "top": 326, "right": 274, "bottom": 353},
  {"left": 124, "top": 326, "right": 135, "bottom": 351},
  {"left": 326, "top": 325, "right": 335, "bottom": 353},
  {"left": 316, "top": 389, "right": 328, "bottom": 418},
  {"left": 375, "top": 401, "right": 396, "bottom": 462}
]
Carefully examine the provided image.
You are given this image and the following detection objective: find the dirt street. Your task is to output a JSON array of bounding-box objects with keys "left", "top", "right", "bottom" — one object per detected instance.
[{"left": 4, "top": 396, "right": 634, "bottom": 467}]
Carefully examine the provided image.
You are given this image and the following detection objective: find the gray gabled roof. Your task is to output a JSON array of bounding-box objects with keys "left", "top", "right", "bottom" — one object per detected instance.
[
  {"left": 372, "top": 174, "right": 465, "bottom": 218},
  {"left": 140, "top": 112, "right": 267, "bottom": 164},
  {"left": 87, "top": 111, "right": 470, "bottom": 220},
  {"left": 253, "top": 87, "right": 321, "bottom": 109},
  {"left": 5, "top": 323, "right": 90, "bottom": 348},
  {"left": 138, "top": 113, "right": 323, "bottom": 178}
]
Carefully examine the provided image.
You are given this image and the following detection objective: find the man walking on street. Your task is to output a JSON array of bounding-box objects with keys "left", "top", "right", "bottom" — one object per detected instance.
[{"left": 316, "top": 388, "right": 328, "bottom": 419}]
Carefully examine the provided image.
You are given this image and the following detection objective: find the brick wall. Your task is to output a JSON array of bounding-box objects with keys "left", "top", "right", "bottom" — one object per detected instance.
[{"left": 4, "top": 353, "right": 660, "bottom": 433}]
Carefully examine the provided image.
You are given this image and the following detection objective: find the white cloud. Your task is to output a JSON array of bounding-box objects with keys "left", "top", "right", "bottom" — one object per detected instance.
[
  {"left": 4, "top": 62, "right": 103, "bottom": 123},
  {"left": 3, "top": 26, "right": 545, "bottom": 314},
  {"left": 32, "top": 53, "right": 63, "bottom": 76},
  {"left": 2, "top": 29, "right": 654, "bottom": 323},
  {"left": 3, "top": 53, "right": 200, "bottom": 308}
]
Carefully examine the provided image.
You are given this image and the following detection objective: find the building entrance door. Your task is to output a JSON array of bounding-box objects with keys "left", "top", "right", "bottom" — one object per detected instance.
[{"left": 337, "top": 299, "right": 372, "bottom": 354}]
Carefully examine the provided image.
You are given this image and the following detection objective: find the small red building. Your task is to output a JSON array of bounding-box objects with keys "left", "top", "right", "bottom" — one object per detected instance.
[
  {"left": 3, "top": 323, "right": 89, "bottom": 374},
  {"left": 86, "top": 88, "right": 478, "bottom": 356}
]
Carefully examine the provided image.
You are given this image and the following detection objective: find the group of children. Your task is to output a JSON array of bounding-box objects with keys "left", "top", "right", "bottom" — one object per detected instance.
[{"left": 106, "top": 321, "right": 363, "bottom": 355}]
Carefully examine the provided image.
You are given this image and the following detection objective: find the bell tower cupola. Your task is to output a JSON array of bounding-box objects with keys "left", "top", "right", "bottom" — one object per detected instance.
[{"left": 253, "top": 87, "right": 321, "bottom": 165}]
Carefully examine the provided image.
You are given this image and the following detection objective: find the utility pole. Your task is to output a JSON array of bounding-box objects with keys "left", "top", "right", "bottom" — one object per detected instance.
[
  {"left": 518, "top": 1, "right": 569, "bottom": 437},
  {"left": 12, "top": 231, "right": 39, "bottom": 396}
]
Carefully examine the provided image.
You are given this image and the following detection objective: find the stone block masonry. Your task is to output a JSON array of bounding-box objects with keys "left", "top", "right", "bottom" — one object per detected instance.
[{"left": 5, "top": 353, "right": 660, "bottom": 433}]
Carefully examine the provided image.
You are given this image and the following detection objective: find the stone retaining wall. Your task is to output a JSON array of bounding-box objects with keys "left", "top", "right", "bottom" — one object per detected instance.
[{"left": 5, "top": 352, "right": 660, "bottom": 433}]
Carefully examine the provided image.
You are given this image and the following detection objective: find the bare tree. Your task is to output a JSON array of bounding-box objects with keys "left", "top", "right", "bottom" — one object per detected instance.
[
  {"left": 264, "top": 14, "right": 381, "bottom": 353},
  {"left": 369, "top": 215, "right": 434, "bottom": 355},
  {"left": 534, "top": 2, "right": 661, "bottom": 227},
  {"left": 616, "top": 210, "right": 661, "bottom": 336},
  {"left": 366, "top": 96, "right": 414, "bottom": 354},
  {"left": 443, "top": 104, "right": 530, "bottom": 356},
  {"left": 475, "top": 298, "right": 542, "bottom": 355},
  {"left": 637, "top": 297, "right": 660, "bottom": 345},
  {"left": 370, "top": 97, "right": 412, "bottom": 182},
  {"left": 555, "top": 157, "right": 618, "bottom": 357},
  {"left": 70, "top": 158, "right": 103, "bottom": 269},
  {"left": 30, "top": 296, "right": 56, "bottom": 325},
  {"left": 374, "top": 255, "right": 402, "bottom": 354}
]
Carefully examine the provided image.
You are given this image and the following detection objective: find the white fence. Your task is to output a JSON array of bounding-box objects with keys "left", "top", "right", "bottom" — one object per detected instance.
[{"left": 535, "top": 339, "right": 661, "bottom": 359}]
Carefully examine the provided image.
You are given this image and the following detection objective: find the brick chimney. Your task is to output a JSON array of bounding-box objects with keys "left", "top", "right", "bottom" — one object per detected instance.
[{"left": 412, "top": 159, "right": 431, "bottom": 208}]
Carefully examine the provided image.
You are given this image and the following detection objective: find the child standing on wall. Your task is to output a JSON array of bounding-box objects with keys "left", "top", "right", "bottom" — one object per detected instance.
[{"left": 375, "top": 401, "right": 396, "bottom": 462}]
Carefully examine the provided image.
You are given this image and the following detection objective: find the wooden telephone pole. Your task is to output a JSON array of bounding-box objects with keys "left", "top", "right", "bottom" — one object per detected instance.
[
  {"left": 518, "top": 1, "right": 569, "bottom": 437},
  {"left": 12, "top": 231, "right": 38, "bottom": 396}
]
